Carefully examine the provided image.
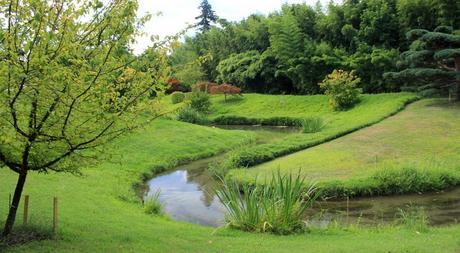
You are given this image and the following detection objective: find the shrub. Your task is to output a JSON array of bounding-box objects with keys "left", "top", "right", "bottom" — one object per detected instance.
[
  {"left": 177, "top": 107, "right": 210, "bottom": 125},
  {"left": 320, "top": 69, "right": 362, "bottom": 110},
  {"left": 171, "top": 91, "right": 185, "bottom": 104},
  {"left": 209, "top": 83, "right": 243, "bottom": 101},
  {"left": 301, "top": 117, "right": 325, "bottom": 133},
  {"left": 166, "top": 78, "right": 189, "bottom": 94},
  {"left": 189, "top": 91, "right": 211, "bottom": 113},
  {"left": 144, "top": 190, "right": 164, "bottom": 215},
  {"left": 216, "top": 171, "right": 318, "bottom": 234}
]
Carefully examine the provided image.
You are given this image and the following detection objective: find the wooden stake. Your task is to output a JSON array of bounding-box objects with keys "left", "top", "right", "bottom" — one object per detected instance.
[
  {"left": 23, "top": 195, "right": 29, "bottom": 225},
  {"left": 53, "top": 197, "right": 58, "bottom": 233}
]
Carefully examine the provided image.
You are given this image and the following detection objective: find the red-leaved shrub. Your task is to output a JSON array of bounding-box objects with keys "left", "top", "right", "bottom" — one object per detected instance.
[
  {"left": 209, "top": 83, "right": 242, "bottom": 101},
  {"left": 167, "top": 78, "right": 188, "bottom": 94}
]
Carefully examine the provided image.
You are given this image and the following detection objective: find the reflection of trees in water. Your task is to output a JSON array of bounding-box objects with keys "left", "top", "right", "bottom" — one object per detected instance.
[{"left": 186, "top": 169, "right": 218, "bottom": 207}]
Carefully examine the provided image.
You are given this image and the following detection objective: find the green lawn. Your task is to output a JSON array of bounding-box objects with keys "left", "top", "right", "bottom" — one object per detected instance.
[
  {"left": 210, "top": 93, "right": 416, "bottom": 120},
  {"left": 209, "top": 93, "right": 420, "bottom": 174},
  {"left": 1, "top": 97, "right": 460, "bottom": 252},
  {"left": 229, "top": 99, "right": 460, "bottom": 193}
]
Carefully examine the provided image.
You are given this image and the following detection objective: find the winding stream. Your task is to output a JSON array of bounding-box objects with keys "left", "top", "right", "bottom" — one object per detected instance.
[{"left": 144, "top": 125, "right": 460, "bottom": 227}]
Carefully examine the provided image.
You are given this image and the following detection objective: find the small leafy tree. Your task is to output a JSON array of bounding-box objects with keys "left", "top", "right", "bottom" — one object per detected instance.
[
  {"left": 320, "top": 70, "right": 362, "bottom": 110},
  {"left": 0, "top": 0, "right": 169, "bottom": 237},
  {"left": 209, "top": 84, "right": 242, "bottom": 102},
  {"left": 384, "top": 27, "right": 460, "bottom": 99}
]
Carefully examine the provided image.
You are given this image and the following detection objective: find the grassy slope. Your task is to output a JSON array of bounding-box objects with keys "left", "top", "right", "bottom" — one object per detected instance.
[
  {"left": 1, "top": 97, "right": 459, "bottom": 252},
  {"left": 229, "top": 99, "right": 460, "bottom": 187},
  {"left": 210, "top": 93, "right": 416, "bottom": 120}
]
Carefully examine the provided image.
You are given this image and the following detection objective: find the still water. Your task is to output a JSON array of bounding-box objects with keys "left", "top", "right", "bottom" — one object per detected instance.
[{"left": 145, "top": 126, "right": 460, "bottom": 227}]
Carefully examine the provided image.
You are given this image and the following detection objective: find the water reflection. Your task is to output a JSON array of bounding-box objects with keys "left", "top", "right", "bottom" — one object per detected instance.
[
  {"left": 144, "top": 125, "right": 460, "bottom": 227},
  {"left": 146, "top": 161, "right": 460, "bottom": 227},
  {"left": 145, "top": 158, "right": 225, "bottom": 227}
]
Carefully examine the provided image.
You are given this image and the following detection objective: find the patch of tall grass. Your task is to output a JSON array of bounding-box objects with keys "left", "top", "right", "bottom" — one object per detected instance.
[
  {"left": 396, "top": 206, "right": 429, "bottom": 232},
  {"left": 301, "top": 117, "right": 325, "bottom": 133},
  {"left": 216, "top": 171, "right": 318, "bottom": 234},
  {"left": 144, "top": 190, "right": 164, "bottom": 215}
]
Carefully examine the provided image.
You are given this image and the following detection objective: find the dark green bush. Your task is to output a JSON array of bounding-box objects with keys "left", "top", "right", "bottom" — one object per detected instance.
[
  {"left": 177, "top": 107, "right": 210, "bottom": 125},
  {"left": 189, "top": 91, "right": 211, "bottom": 113},
  {"left": 171, "top": 92, "right": 185, "bottom": 104}
]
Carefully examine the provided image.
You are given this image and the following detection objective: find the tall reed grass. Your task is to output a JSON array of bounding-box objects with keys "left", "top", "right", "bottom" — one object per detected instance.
[{"left": 216, "top": 171, "right": 317, "bottom": 234}]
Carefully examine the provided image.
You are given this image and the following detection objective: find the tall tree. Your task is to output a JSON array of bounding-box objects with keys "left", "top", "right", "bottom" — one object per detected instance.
[
  {"left": 384, "top": 27, "right": 460, "bottom": 99},
  {"left": 0, "top": 0, "right": 169, "bottom": 237},
  {"left": 195, "top": 0, "right": 218, "bottom": 32}
]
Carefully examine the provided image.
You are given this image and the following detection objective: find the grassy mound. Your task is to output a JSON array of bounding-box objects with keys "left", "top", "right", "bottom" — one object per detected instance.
[{"left": 229, "top": 99, "right": 460, "bottom": 198}]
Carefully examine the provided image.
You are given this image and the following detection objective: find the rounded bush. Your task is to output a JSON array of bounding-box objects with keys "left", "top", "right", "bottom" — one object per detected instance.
[
  {"left": 171, "top": 92, "right": 185, "bottom": 104},
  {"left": 189, "top": 91, "right": 211, "bottom": 113}
]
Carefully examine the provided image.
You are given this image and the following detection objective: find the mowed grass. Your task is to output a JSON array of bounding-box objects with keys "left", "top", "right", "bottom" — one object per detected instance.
[
  {"left": 1, "top": 100, "right": 460, "bottom": 252},
  {"left": 210, "top": 93, "right": 416, "bottom": 120},
  {"left": 229, "top": 99, "right": 460, "bottom": 187},
  {"left": 209, "top": 93, "right": 419, "bottom": 174}
]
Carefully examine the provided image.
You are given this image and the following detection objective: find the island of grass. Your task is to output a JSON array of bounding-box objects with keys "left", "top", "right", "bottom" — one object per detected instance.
[
  {"left": 206, "top": 93, "right": 419, "bottom": 174},
  {"left": 228, "top": 99, "right": 460, "bottom": 197}
]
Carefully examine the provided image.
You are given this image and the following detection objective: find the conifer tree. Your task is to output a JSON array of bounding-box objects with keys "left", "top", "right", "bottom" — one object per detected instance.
[
  {"left": 195, "top": 0, "right": 218, "bottom": 32},
  {"left": 385, "top": 27, "right": 460, "bottom": 99}
]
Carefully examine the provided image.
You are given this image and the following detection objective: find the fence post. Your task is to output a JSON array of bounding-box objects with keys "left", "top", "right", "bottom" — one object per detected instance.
[
  {"left": 53, "top": 197, "right": 58, "bottom": 233},
  {"left": 23, "top": 195, "right": 29, "bottom": 225}
]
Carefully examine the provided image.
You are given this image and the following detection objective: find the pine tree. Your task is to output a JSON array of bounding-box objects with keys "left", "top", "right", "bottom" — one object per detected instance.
[
  {"left": 195, "top": 0, "right": 218, "bottom": 32},
  {"left": 384, "top": 26, "right": 460, "bottom": 99}
]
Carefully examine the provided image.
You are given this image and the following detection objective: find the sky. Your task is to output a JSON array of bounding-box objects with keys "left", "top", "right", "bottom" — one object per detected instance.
[{"left": 133, "top": 0, "right": 338, "bottom": 54}]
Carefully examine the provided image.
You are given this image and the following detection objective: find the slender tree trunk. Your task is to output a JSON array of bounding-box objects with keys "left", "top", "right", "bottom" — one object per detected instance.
[
  {"left": 2, "top": 171, "right": 28, "bottom": 237},
  {"left": 455, "top": 57, "right": 460, "bottom": 101}
]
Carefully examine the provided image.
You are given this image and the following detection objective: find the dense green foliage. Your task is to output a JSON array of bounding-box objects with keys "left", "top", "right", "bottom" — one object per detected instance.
[
  {"left": 320, "top": 70, "right": 362, "bottom": 110},
  {"left": 189, "top": 91, "right": 212, "bottom": 113},
  {"left": 171, "top": 92, "right": 186, "bottom": 104},
  {"left": 171, "top": 0, "right": 460, "bottom": 94},
  {"left": 384, "top": 27, "right": 460, "bottom": 99},
  {"left": 177, "top": 107, "right": 210, "bottom": 125},
  {"left": 216, "top": 172, "right": 317, "bottom": 234},
  {"left": 0, "top": 0, "right": 171, "bottom": 237}
]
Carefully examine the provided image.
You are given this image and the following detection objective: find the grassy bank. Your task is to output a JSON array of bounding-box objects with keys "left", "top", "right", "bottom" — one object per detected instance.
[
  {"left": 209, "top": 93, "right": 418, "bottom": 175},
  {"left": 229, "top": 99, "right": 460, "bottom": 198},
  {"left": 1, "top": 98, "right": 460, "bottom": 252}
]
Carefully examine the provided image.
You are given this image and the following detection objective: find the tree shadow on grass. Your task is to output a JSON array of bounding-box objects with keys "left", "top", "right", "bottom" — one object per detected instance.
[{"left": 0, "top": 224, "right": 54, "bottom": 249}]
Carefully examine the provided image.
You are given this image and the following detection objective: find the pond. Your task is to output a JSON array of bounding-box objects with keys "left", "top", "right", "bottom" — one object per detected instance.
[{"left": 144, "top": 125, "right": 460, "bottom": 227}]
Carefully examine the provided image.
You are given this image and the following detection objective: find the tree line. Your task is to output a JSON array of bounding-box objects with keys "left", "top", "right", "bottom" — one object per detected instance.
[{"left": 172, "top": 0, "right": 460, "bottom": 95}]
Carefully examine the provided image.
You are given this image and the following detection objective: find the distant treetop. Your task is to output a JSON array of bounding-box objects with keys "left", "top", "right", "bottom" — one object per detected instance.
[{"left": 195, "top": 0, "right": 219, "bottom": 32}]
